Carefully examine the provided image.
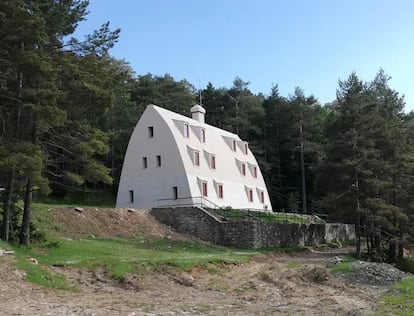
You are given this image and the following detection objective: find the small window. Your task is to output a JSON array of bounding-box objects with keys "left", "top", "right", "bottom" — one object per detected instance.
[
  {"left": 184, "top": 123, "right": 190, "bottom": 138},
  {"left": 129, "top": 190, "right": 134, "bottom": 203},
  {"left": 173, "top": 186, "right": 178, "bottom": 199},
  {"left": 248, "top": 189, "right": 253, "bottom": 202},
  {"left": 244, "top": 143, "right": 248, "bottom": 155},
  {"left": 201, "top": 128, "right": 206, "bottom": 143},
  {"left": 156, "top": 155, "right": 161, "bottom": 167},
  {"left": 260, "top": 191, "right": 265, "bottom": 203},
  {"left": 241, "top": 163, "right": 246, "bottom": 176},
  {"left": 202, "top": 182, "right": 208, "bottom": 197},
  {"left": 253, "top": 166, "right": 257, "bottom": 178},
  {"left": 148, "top": 126, "right": 154, "bottom": 138},
  {"left": 142, "top": 157, "right": 147, "bottom": 169},
  {"left": 210, "top": 155, "right": 216, "bottom": 170},
  {"left": 232, "top": 140, "right": 237, "bottom": 152},
  {"left": 194, "top": 151, "right": 200, "bottom": 166},
  {"left": 218, "top": 184, "right": 223, "bottom": 199}
]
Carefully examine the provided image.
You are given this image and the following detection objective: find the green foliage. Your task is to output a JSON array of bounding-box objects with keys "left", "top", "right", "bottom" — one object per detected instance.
[
  {"left": 396, "top": 257, "right": 414, "bottom": 274},
  {"left": 35, "top": 191, "right": 115, "bottom": 208},
  {"left": 316, "top": 70, "right": 413, "bottom": 256},
  {"left": 1, "top": 0, "right": 413, "bottom": 250}
]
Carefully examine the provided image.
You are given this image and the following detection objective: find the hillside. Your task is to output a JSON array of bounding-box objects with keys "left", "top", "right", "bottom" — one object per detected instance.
[
  {"left": 44, "top": 206, "right": 186, "bottom": 239},
  {"left": 0, "top": 206, "right": 412, "bottom": 315}
]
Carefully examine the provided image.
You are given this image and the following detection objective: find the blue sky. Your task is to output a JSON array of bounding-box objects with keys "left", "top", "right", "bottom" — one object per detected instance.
[{"left": 74, "top": 0, "right": 414, "bottom": 111}]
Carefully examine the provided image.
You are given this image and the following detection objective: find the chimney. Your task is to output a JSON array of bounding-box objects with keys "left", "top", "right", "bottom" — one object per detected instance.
[{"left": 190, "top": 104, "right": 206, "bottom": 124}]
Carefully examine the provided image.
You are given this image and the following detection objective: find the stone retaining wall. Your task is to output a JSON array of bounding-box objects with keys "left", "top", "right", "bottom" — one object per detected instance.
[{"left": 150, "top": 207, "right": 355, "bottom": 248}]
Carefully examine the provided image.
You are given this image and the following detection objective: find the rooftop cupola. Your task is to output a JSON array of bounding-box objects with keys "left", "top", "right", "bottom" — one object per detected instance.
[{"left": 190, "top": 104, "right": 206, "bottom": 124}]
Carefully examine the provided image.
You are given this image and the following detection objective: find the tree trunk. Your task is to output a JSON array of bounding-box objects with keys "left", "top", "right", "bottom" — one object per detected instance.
[
  {"left": 398, "top": 242, "right": 404, "bottom": 259},
  {"left": 355, "top": 169, "right": 361, "bottom": 259},
  {"left": 2, "top": 69, "right": 23, "bottom": 241},
  {"left": 365, "top": 226, "right": 370, "bottom": 255},
  {"left": 388, "top": 240, "right": 396, "bottom": 263},
  {"left": 355, "top": 221, "right": 361, "bottom": 259},
  {"left": 1, "top": 170, "right": 15, "bottom": 241},
  {"left": 19, "top": 177, "right": 32, "bottom": 246},
  {"left": 299, "top": 114, "right": 307, "bottom": 214}
]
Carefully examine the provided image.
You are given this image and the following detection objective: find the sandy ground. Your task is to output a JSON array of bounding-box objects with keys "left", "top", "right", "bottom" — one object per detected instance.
[{"left": 0, "top": 208, "right": 396, "bottom": 315}]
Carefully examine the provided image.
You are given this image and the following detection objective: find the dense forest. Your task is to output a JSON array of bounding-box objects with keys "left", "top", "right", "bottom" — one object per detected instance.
[{"left": 1, "top": 1, "right": 414, "bottom": 259}]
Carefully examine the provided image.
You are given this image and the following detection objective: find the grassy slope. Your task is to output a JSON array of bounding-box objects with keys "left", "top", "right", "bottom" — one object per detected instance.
[
  {"left": 4, "top": 202, "right": 262, "bottom": 290},
  {"left": 15, "top": 237, "right": 260, "bottom": 279}
]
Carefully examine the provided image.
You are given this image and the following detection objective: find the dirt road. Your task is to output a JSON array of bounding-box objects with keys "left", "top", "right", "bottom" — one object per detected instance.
[{"left": 1, "top": 248, "right": 387, "bottom": 316}]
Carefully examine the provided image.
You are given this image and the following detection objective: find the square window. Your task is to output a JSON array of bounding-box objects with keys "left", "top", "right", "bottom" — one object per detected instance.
[
  {"left": 211, "top": 155, "right": 216, "bottom": 170},
  {"left": 194, "top": 151, "right": 200, "bottom": 166},
  {"left": 202, "top": 182, "right": 208, "bottom": 197},
  {"left": 148, "top": 126, "right": 154, "bottom": 138},
  {"left": 218, "top": 184, "right": 223, "bottom": 199},
  {"left": 156, "top": 155, "right": 161, "bottom": 167},
  {"left": 142, "top": 157, "right": 147, "bottom": 169}
]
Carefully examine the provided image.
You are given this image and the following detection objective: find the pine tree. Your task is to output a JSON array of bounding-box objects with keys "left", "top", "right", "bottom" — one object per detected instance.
[{"left": 0, "top": 0, "right": 120, "bottom": 244}]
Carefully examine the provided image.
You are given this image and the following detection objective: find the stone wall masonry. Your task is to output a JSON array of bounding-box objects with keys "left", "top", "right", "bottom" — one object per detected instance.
[{"left": 150, "top": 207, "right": 355, "bottom": 248}]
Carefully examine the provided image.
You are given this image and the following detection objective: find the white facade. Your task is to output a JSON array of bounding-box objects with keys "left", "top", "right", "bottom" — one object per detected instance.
[{"left": 116, "top": 104, "right": 273, "bottom": 210}]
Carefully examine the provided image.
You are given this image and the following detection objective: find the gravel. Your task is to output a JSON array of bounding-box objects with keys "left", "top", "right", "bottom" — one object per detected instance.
[{"left": 341, "top": 260, "right": 410, "bottom": 286}]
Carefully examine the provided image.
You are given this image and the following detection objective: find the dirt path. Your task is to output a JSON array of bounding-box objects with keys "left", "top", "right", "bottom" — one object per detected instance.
[
  {"left": 0, "top": 208, "right": 399, "bottom": 315},
  {"left": 0, "top": 248, "right": 385, "bottom": 316}
]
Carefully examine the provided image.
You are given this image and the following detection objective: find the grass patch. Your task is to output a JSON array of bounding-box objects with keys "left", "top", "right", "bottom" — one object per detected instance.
[
  {"left": 286, "top": 261, "right": 301, "bottom": 269},
  {"left": 378, "top": 276, "right": 414, "bottom": 315},
  {"left": 3, "top": 241, "right": 76, "bottom": 291},
  {"left": 330, "top": 256, "right": 356, "bottom": 274},
  {"left": 14, "top": 253, "right": 76, "bottom": 291},
  {"left": 9, "top": 237, "right": 261, "bottom": 281}
]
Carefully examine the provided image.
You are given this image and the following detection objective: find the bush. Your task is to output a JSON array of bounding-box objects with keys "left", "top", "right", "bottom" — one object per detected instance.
[{"left": 396, "top": 257, "right": 414, "bottom": 274}]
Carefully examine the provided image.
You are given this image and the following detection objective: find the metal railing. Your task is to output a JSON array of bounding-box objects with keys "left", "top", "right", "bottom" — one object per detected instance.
[
  {"left": 156, "top": 196, "right": 221, "bottom": 209},
  {"left": 156, "top": 196, "right": 324, "bottom": 224},
  {"left": 210, "top": 208, "right": 324, "bottom": 224}
]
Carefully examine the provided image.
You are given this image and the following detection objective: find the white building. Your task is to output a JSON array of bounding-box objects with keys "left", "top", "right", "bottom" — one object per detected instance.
[{"left": 116, "top": 104, "right": 273, "bottom": 211}]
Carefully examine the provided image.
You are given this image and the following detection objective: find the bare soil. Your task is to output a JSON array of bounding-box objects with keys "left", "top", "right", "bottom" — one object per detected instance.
[
  {"left": 49, "top": 207, "right": 186, "bottom": 240},
  {"left": 0, "top": 208, "right": 403, "bottom": 315}
]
